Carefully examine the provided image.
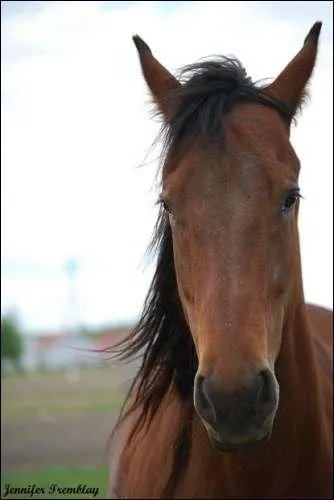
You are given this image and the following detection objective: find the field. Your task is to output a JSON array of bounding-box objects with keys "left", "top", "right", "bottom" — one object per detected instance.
[{"left": 1, "top": 361, "right": 139, "bottom": 499}]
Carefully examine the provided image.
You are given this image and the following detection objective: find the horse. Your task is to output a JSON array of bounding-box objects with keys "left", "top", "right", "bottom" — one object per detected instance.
[{"left": 108, "top": 21, "right": 333, "bottom": 499}]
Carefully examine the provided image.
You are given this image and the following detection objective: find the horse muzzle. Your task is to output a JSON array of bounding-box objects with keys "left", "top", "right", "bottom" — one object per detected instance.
[{"left": 194, "top": 368, "right": 279, "bottom": 452}]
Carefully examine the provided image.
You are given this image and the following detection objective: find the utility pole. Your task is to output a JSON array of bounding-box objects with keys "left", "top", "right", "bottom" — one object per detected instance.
[{"left": 64, "top": 257, "right": 80, "bottom": 336}]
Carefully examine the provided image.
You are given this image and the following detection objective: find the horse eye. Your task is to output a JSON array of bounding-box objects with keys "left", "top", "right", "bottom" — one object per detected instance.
[{"left": 281, "top": 190, "right": 301, "bottom": 214}]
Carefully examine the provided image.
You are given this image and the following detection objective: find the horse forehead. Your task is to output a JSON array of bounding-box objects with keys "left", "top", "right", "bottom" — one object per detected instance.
[
  {"left": 164, "top": 108, "right": 299, "bottom": 200},
  {"left": 169, "top": 148, "right": 285, "bottom": 200},
  {"left": 225, "top": 104, "right": 299, "bottom": 171}
]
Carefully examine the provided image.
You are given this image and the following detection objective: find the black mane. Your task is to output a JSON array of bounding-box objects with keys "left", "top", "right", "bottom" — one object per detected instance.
[
  {"left": 161, "top": 56, "right": 295, "bottom": 164},
  {"left": 108, "top": 55, "right": 296, "bottom": 495}
]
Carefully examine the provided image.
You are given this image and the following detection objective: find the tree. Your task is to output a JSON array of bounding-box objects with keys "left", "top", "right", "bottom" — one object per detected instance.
[{"left": 1, "top": 314, "right": 24, "bottom": 373}]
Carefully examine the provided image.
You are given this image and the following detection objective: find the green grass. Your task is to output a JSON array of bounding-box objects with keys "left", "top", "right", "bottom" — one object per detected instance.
[
  {"left": 1, "top": 368, "right": 126, "bottom": 419},
  {"left": 1, "top": 467, "right": 108, "bottom": 499},
  {"left": 2, "top": 399, "right": 122, "bottom": 419}
]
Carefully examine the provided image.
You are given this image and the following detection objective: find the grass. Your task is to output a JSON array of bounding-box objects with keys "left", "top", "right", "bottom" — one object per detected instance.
[
  {"left": 1, "top": 466, "right": 108, "bottom": 499},
  {"left": 1, "top": 366, "right": 128, "bottom": 419},
  {"left": 2, "top": 398, "right": 122, "bottom": 419},
  {"left": 1, "top": 366, "right": 134, "bottom": 493}
]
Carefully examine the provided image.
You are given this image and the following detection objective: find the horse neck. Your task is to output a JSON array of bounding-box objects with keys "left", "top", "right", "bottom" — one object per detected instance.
[{"left": 273, "top": 289, "right": 328, "bottom": 450}]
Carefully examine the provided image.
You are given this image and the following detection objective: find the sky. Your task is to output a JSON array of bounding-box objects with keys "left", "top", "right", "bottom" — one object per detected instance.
[{"left": 1, "top": 1, "right": 333, "bottom": 334}]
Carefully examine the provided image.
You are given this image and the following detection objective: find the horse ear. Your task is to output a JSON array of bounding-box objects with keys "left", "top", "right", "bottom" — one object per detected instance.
[
  {"left": 266, "top": 22, "right": 322, "bottom": 115},
  {"left": 133, "top": 35, "right": 181, "bottom": 121}
]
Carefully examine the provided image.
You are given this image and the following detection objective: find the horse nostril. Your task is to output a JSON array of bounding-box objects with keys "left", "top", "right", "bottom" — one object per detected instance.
[
  {"left": 194, "top": 374, "right": 217, "bottom": 426},
  {"left": 255, "top": 369, "right": 275, "bottom": 406}
]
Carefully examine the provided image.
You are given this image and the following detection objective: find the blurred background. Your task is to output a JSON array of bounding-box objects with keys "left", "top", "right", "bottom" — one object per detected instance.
[{"left": 1, "top": 1, "right": 333, "bottom": 498}]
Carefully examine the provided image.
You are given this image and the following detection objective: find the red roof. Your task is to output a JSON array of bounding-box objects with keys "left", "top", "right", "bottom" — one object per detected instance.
[
  {"left": 35, "top": 332, "right": 66, "bottom": 350},
  {"left": 92, "top": 329, "right": 129, "bottom": 351},
  {"left": 33, "top": 328, "right": 130, "bottom": 352}
]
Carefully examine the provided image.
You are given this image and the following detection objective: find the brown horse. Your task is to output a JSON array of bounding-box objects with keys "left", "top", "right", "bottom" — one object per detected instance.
[{"left": 108, "top": 22, "right": 333, "bottom": 499}]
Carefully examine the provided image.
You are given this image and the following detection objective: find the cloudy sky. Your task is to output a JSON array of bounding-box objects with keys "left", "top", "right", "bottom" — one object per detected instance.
[{"left": 1, "top": 1, "right": 333, "bottom": 334}]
